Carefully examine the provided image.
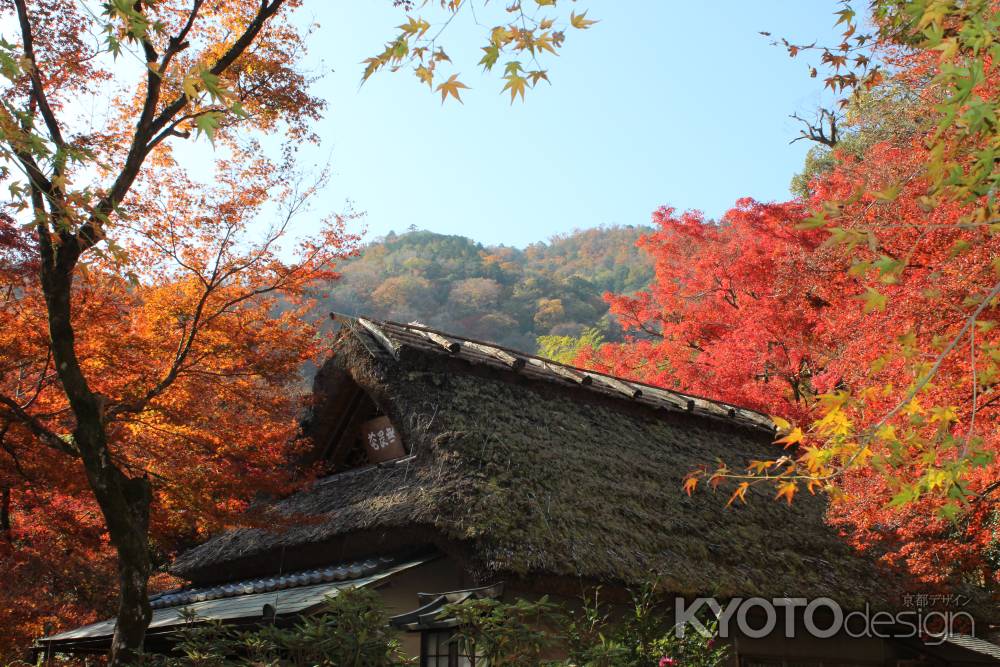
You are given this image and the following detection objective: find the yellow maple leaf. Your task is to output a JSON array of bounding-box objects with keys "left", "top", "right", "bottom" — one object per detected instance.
[
  {"left": 847, "top": 444, "right": 873, "bottom": 467},
  {"left": 415, "top": 65, "right": 434, "bottom": 87},
  {"left": 570, "top": 10, "right": 598, "bottom": 29},
  {"left": 797, "top": 445, "right": 827, "bottom": 473},
  {"left": 361, "top": 56, "right": 384, "bottom": 81},
  {"left": 775, "top": 481, "right": 798, "bottom": 505},
  {"left": 181, "top": 73, "right": 200, "bottom": 98},
  {"left": 491, "top": 26, "right": 513, "bottom": 47},
  {"left": 528, "top": 70, "right": 549, "bottom": 86},
  {"left": 533, "top": 31, "right": 558, "bottom": 55},
  {"left": 874, "top": 423, "right": 897, "bottom": 441},
  {"left": 436, "top": 74, "right": 469, "bottom": 104},
  {"left": 929, "top": 405, "right": 958, "bottom": 424},
  {"left": 771, "top": 415, "right": 791, "bottom": 432},
  {"left": 774, "top": 426, "right": 803, "bottom": 448},
  {"left": 726, "top": 482, "right": 750, "bottom": 507},
  {"left": 502, "top": 73, "right": 527, "bottom": 102}
]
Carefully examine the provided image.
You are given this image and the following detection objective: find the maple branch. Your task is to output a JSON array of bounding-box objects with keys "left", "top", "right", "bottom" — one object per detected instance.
[
  {"left": 105, "top": 277, "right": 217, "bottom": 421},
  {"left": 810, "top": 280, "right": 1000, "bottom": 482},
  {"left": 0, "top": 392, "right": 76, "bottom": 457},
  {"left": 107, "top": 183, "right": 312, "bottom": 420},
  {"left": 15, "top": 347, "right": 52, "bottom": 411},
  {"left": 147, "top": 0, "right": 286, "bottom": 138},
  {"left": 119, "top": 414, "right": 226, "bottom": 460},
  {"left": 159, "top": 0, "right": 205, "bottom": 73},
  {"left": 873, "top": 281, "right": 1000, "bottom": 429},
  {"left": 146, "top": 108, "right": 222, "bottom": 151},
  {"left": 0, "top": 486, "right": 10, "bottom": 541},
  {"left": 616, "top": 298, "right": 664, "bottom": 339},
  {"left": 0, "top": 421, "right": 32, "bottom": 482},
  {"left": 78, "top": 0, "right": 288, "bottom": 256},
  {"left": 961, "top": 324, "right": 978, "bottom": 458},
  {"left": 971, "top": 480, "right": 1000, "bottom": 504},
  {"left": 707, "top": 280, "right": 1000, "bottom": 491},
  {"left": 0, "top": 104, "right": 55, "bottom": 202},
  {"left": 971, "top": 391, "right": 1000, "bottom": 413},
  {"left": 12, "top": 0, "right": 64, "bottom": 148}
]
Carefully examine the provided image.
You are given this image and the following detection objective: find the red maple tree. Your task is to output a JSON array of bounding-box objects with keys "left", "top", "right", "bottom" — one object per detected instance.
[{"left": 588, "top": 43, "right": 1000, "bottom": 589}]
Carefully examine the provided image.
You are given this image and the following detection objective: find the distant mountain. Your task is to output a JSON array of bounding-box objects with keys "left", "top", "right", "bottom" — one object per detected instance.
[{"left": 317, "top": 226, "right": 654, "bottom": 351}]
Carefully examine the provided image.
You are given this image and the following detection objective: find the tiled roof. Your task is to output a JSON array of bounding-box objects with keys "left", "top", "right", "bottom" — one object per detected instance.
[
  {"left": 150, "top": 555, "right": 395, "bottom": 608},
  {"left": 39, "top": 555, "right": 431, "bottom": 647},
  {"left": 389, "top": 583, "right": 504, "bottom": 631},
  {"left": 942, "top": 634, "right": 1000, "bottom": 660}
]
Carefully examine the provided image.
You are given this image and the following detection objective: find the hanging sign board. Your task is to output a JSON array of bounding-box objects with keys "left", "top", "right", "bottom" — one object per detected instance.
[{"left": 360, "top": 416, "right": 406, "bottom": 463}]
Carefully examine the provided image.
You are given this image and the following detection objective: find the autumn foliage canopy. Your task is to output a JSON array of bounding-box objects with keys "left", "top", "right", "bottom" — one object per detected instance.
[
  {"left": 584, "top": 6, "right": 1000, "bottom": 593},
  {"left": 0, "top": 0, "right": 606, "bottom": 658},
  {"left": 1, "top": 0, "right": 998, "bottom": 660},
  {"left": 0, "top": 0, "right": 362, "bottom": 658}
]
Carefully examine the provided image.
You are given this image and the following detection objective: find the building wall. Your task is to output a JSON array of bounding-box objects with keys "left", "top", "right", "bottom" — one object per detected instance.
[
  {"left": 369, "top": 560, "right": 992, "bottom": 665},
  {"left": 371, "top": 555, "right": 469, "bottom": 657}
]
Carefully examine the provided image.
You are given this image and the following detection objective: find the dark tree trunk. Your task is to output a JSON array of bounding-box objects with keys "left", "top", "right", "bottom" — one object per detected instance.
[
  {"left": 10, "top": 1, "right": 291, "bottom": 659},
  {"left": 1, "top": 487, "right": 10, "bottom": 542},
  {"left": 77, "top": 427, "right": 153, "bottom": 664},
  {"left": 40, "top": 247, "right": 153, "bottom": 665}
]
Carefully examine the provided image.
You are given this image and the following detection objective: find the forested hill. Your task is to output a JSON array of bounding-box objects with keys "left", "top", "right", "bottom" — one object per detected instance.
[{"left": 318, "top": 226, "right": 654, "bottom": 351}]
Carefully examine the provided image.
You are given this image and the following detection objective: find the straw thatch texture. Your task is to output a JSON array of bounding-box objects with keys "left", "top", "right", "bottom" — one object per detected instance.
[{"left": 171, "top": 319, "right": 902, "bottom": 610}]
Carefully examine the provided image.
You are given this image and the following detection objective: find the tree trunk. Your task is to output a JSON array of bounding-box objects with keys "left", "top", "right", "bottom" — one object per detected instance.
[
  {"left": 76, "top": 433, "right": 153, "bottom": 665},
  {"left": 1, "top": 486, "right": 10, "bottom": 542},
  {"left": 102, "top": 472, "right": 153, "bottom": 664},
  {"left": 40, "top": 244, "right": 154, "bottom": 665}
]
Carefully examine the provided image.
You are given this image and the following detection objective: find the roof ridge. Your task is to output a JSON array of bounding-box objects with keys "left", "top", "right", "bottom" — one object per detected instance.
[
  {"left": 331, "top": 313, "right": 775, "bottom": 433},
  {"left": 382, "top": 317, "right": 769, "bottom": 416}
]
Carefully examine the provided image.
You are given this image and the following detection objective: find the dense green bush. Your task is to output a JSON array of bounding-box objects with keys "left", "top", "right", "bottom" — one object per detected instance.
[
  {"left": 147, "top": 588, "right": 408, "bottom": 666},
  {"left": 141, "top": 583, "right": 725, "bottom": 667},
  {"left": 445, "top": 585, "right": 727, "bottom": 667}
]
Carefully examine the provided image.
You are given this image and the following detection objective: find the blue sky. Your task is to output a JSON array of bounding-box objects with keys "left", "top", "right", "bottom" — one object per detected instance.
[{"left": 289, "top": 2, "right": 847, "bottom": 248}]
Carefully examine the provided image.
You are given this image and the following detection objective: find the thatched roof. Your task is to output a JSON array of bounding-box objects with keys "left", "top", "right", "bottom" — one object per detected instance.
[{"left": 171, "top": 317, "right": 906, "bottom": 609}]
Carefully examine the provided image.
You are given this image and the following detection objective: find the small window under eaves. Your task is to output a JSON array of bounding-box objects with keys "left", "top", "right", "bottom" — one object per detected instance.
[{"left": 309, "top": 365, "right": 406, "bottom": 473}]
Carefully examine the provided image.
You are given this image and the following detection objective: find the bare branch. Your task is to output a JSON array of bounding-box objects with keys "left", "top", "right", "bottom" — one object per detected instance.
[{"left": 790, "top": 108, "right": 841, "bottom": 147}]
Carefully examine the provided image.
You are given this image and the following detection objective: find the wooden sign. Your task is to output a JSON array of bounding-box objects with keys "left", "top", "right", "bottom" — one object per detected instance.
[{"left": 360, "top": 416, "right": 406, "bottom": 463}]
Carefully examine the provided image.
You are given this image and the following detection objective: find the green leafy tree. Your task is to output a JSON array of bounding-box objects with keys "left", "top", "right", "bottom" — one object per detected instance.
[
  {"left": 537, "top": 327, "right": 605, "bottom": 364},
  {"left": 151, "top": 588, "right": 409, "bottom": 666}
]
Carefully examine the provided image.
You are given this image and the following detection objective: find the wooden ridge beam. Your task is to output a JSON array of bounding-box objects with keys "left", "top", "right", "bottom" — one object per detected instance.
[
  {"left": 461, "top": 340, "right": 525, "bottom": 371},
  {"left": 357, "top": 317, "right": 401, "bottom": 360},
  {"left": 586, "top": 373, "right": 642, "bottom": 399},
  {"left": 410, "top": 327, "right": 460, "bottom": 354},
  {"left": 527, "top": 358, "right": 592, "bottom": 385}
]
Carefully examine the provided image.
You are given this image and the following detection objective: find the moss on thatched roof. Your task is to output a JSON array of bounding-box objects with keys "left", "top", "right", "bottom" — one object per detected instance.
[{"left": 171, "top": 318, "right": 904, "bottom": 610}]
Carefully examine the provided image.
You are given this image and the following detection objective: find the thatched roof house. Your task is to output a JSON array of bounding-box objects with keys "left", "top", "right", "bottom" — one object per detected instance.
[
  {"left": 173, "top": 317, "right": 885, "bottom": 605},
  {"left": 39, "top": 316, "right": 999, "bottom": 663}
]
